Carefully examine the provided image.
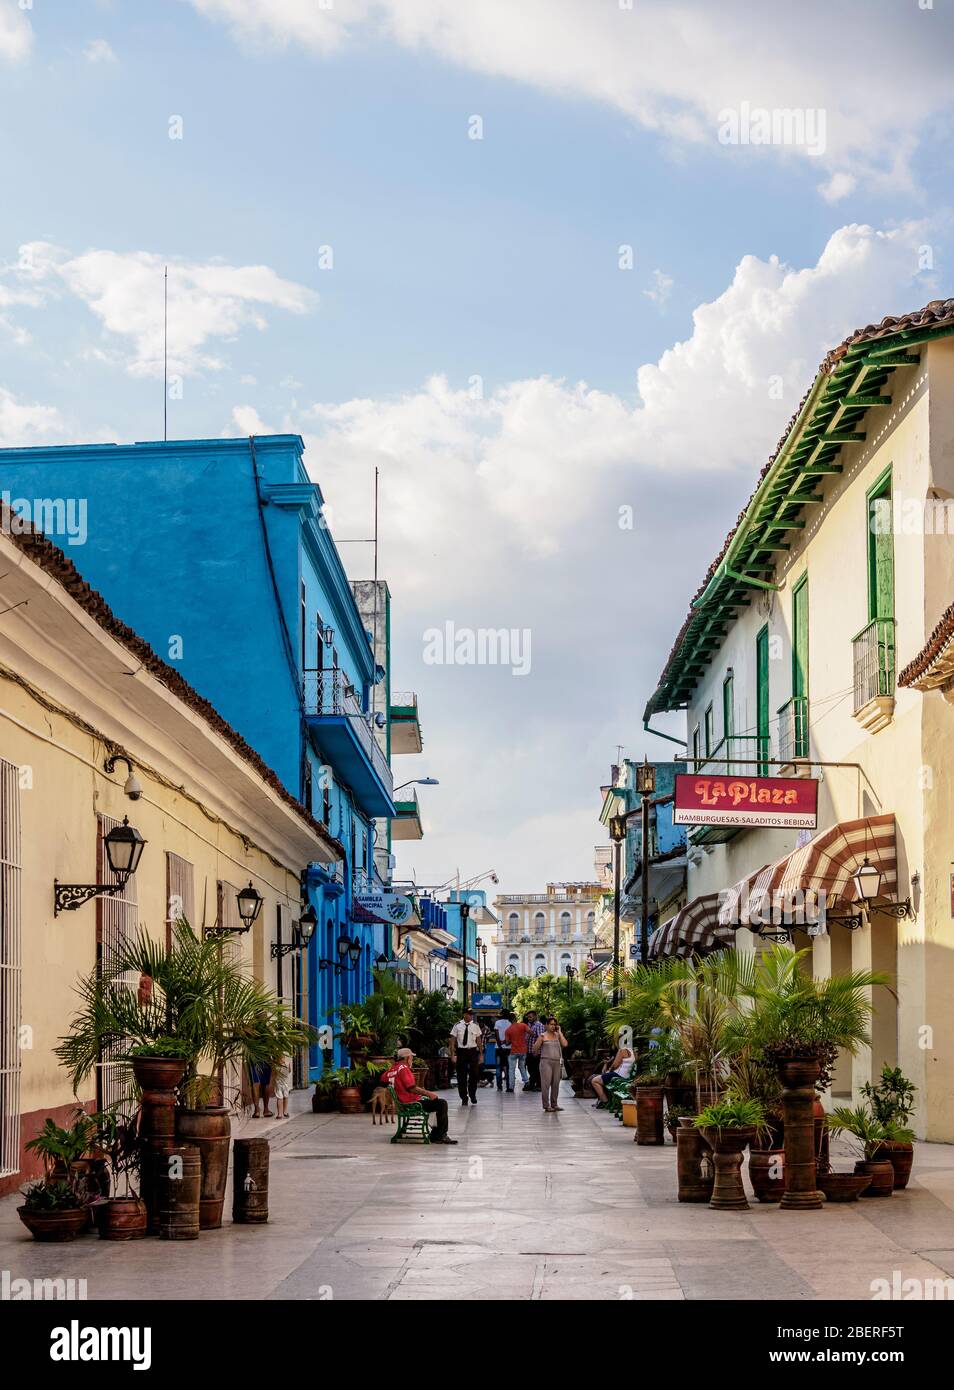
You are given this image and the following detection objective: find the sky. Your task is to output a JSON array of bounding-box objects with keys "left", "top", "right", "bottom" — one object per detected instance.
[{"left": 1, "top": 0, "right": 953, "bottom": 897}]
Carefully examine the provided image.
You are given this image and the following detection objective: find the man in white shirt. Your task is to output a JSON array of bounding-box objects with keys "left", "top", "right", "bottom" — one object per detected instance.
[
  {"left": 449, "top": 1008, "right": 482, "bottom": 1105},
  {"left": 494, "top": 1012, "right": 513, "bottom": 1092}
]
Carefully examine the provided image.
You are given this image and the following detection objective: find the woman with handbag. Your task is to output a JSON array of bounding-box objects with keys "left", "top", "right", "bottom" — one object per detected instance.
[{"left": 533, "top": 1016, "right": 569, "bottom": 1113}]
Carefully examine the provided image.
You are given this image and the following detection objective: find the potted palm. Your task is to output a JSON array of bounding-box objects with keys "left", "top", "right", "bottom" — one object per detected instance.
[
  {"left": 90, "top": 1105, "right": 147, "bottom": 1240},
  {"left": 55, "top": 919, "right": 316, "bottom": 1231},
  {"left": 727, "top": 945, "right": 889, "bottom": 1211},
  {"left": 559, "top": 993, "right": 610, "bottom": 1097},
  {"left": 24, "top": 1111, "right": 103, "bottom": 1226},
  {"left": 361, "top": 971, "right": 409, "bottom": 1065},
  {"left": 861, "top": 1066, "right": 917, "bottom": 1189},
  {"left": 17, "top": 1180, "right": 89, "bottom": 1242},
  {"left": 406, "top": 990, "right": 459, "bottom": 1088},
  {"left": 695, "top": 1096, "right": 766, "bottom": 1211},
  {"left": 825, "top": 1105, "right": 910, "bottom": 1198}
]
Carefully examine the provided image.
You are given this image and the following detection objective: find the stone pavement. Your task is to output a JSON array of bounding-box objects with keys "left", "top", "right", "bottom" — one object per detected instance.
[{"left": 4, "top": 1084, "right": 954, "bottom": 1301}]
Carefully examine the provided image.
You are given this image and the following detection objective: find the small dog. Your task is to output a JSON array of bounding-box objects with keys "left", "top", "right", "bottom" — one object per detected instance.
[{"left": 371, "top": 1087, "right": 396, "bottom": 1125}]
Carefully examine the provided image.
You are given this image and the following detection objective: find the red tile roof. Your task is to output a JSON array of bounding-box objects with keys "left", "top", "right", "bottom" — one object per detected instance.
[{"left": 898, "top": 599, "right": 954, "bottom": 689}]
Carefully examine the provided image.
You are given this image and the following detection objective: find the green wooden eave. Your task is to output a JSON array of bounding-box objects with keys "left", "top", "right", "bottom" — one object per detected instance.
[{"left": 643, "top": 321, "right": 954, "bottom": 719}]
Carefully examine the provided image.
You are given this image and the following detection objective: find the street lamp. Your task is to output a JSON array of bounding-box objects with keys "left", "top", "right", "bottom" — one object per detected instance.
[
  {"left": 565, "top": 963, "right": 577, "bottom": 997},
  {"left": 636, "top": 758, "right": 656, "bottom": 968},
  {"left": 54, "top": 816, "right": 148, "bottom": 916},
  {"left": 393, "top": 778, "right": 440, "bottom": 793},
  {"left": 480, "top": 939, "right": 488, "bottom": 988},
  {"left": 270, "top": 904, "right": 318, "bottom": 959},
  {"left": 608, "top": 811, "right": 627, "bottom": 1005}
]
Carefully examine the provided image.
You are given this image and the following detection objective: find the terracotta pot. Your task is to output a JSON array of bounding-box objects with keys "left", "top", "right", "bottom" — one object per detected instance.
[
  {"left": 635, "top": 1084, "right": 665, "bottom": 1146},
  {"left": 749, "top": 1149, "right": 785, "bottom": 1203},
  {"left": 569, "top": 1057, "right": 599, "bottom": 1097},
  {"left": 130, "top": 1054, "right": 188, "bottom": 1092},
  {"left": 157, "top": 1145, "right": 201, "bottom": 1241},
  {"left": 700, "top": 1126, "right": 757, "bottom": 1211},
  {"left": 880, "top": 1141, "right": 914, "bottom": 1190},
  {"left": 312, "top": 1090, "right": 338, "bottom": 1113},
  {"left": 676, "top": 1117, "right": 714, "bottom": 1203},
  {"left": 232, "top": 1137, "right": 269, "bottom": 1225},
  {"left": 17, "top": 1205, "right": 88, "bottom": 1242},
  {"left": 430, "top": 1056, "right": 451, "bottom": 1090},
  {"left": 175, "top": 1107, "right": 232, "bottom": 1228},
  {"left": 854, "top": 1158, "right": 894, "bottom": 1197},
  {"left": 337, "top": 1086, "right": 364, "bottom": 1115},
  {"left": 98, "top": 1197, "right": 148, "bottom": 1241},
  {"left": 819, "top": 1171, "right": 872, "bottom": 1203}
]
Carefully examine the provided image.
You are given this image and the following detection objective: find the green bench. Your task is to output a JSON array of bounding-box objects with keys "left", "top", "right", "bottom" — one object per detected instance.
[
  {"left": 605, "top": 1075, "right": 635, "bottom": 1121},
  {"left": 388, "top": 1087, "right": 431, "bottom": 1145}
]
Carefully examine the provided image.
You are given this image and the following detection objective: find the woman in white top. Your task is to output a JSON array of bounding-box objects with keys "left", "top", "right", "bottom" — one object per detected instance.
[{"left": 589, "top": 1045, "right": 635, "bottom": 1107}]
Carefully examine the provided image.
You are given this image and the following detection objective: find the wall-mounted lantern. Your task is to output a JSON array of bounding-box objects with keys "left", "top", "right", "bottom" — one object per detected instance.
[
  {"left": 207, "top": 881, "right": 264, "bottom": 940},
  {"left": 318, "top": 931, "right": 363, "bottom": 975},
  {"left": 270, "top": 903, "right": 318, "bottom": 959},
  {"left": 54, "top": 817, "right": 146, "bottom": 916}
]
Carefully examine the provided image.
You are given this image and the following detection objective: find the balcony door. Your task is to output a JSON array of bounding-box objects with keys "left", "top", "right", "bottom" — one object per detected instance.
[{"left": 756, "top": 625, "right": 770, "bottom": 775}]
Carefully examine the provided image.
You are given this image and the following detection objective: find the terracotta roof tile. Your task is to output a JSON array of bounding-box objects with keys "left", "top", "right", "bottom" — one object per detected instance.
[{"left": 898, "top": 599, "right": 954, "bottom": 688}]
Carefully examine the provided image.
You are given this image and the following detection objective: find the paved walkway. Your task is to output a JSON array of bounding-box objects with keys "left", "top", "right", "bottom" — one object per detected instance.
[{"left": 4, "top": 1085, "right": 954, "bottom": 1300}]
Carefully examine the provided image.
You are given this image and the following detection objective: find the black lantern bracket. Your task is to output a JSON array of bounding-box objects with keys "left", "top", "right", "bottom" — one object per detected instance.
[{"left": 54, "top": 879, "right": 128, "bottom": 917}]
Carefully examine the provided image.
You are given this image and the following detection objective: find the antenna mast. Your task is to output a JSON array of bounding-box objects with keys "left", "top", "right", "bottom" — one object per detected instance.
[{"left": 163, "top": 265, "right": 168, "bottom": 442}]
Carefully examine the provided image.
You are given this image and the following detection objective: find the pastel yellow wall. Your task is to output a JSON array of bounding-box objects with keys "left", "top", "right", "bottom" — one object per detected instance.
[{"left": 1, "top": 673, "right": 302, "bottom": 1131}]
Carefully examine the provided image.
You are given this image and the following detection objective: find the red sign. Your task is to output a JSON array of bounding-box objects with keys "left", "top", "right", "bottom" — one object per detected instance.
[{"left": 674, "top": 773, "right": 818, "bottom": 830}]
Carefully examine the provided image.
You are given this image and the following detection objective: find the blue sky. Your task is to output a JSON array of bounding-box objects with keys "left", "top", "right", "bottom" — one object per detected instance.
[{"left": 2, "top": 0, "right": 953, "bottom": 892}]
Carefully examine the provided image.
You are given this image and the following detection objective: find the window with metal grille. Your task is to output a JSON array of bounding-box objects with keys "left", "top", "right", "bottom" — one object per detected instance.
[
  {"left": 0, "top": 759, "right": 22, "bottom": 1179},
  {"left": 165, "top": 852, "right": 195, "bottom": 948},
  {"left": 96, "top": 813, "right": 139, "bottom": 1113}
]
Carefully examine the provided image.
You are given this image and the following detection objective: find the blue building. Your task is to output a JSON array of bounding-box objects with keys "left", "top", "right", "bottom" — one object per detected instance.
[{"left": 0, "top": 434, "right": 422, "bottom": 1076}]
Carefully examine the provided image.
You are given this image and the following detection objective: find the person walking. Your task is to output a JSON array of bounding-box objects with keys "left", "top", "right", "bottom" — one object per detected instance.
[
  {"left": 450, "top": 1007, "right": 483, "bottom": 1105},
  {"left": 534, "top": 1016, "right": 569, "bottom": 1113},
  {"left": 525, "top": 1010, "right": 544, "bottom": 1092},
  {"left": 494, "top": 1012, "right": 513, "bottom": 1092},
  {"left": 505, "top": 1012, "right": 530, "bottom": 1091}
]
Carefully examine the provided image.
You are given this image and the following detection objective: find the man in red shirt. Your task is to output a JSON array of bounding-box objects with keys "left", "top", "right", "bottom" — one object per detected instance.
[
  {"left": 504, "top": 1013, "right": 530, "bottom": 1090},
  {"left": 382, "top": 1048, "right": 456, "bottom": 1144}
]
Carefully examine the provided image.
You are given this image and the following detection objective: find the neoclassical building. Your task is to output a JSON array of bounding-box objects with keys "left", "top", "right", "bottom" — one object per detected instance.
[{"left": 492, "top": 882, "right": 600, "bottom": 979}]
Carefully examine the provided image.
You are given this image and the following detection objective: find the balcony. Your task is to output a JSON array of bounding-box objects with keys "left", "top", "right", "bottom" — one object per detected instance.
[
  {"left": 777, "top": 695, "right": 810, "bottom": 769},
  {"left": 303, "top": 668, "right": 395, "bottom": 818},
  {"left": 392, "top": 787, "right": 423, "bottom": 841},
  {"left": 853, "top": 618, "right": 896, "bottom": 734},
  {"left": 390, "top": 690, "right": 423, "bottom": 755}
]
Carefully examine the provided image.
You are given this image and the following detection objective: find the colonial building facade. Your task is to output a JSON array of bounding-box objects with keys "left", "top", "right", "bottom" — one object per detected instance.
[
  {"left": 0, "top": 516, "right": 337, "bottom": 1196},
  {"left": 644, "top": 299, "right": 954, "bottom": 1141},
  {"left": 493, "top": 882, "right": 600, "bottom": 979}
]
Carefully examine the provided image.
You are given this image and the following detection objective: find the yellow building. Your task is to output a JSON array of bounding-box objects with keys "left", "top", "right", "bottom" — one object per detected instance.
[
  {"left": 0, "top": 517, "right": 342, "bottom": 1196},
  {"left": 493, "top": 883, "right": 600, "bottom": 981},
  {"left": 644, "top": 299, "right": 954, "bottom": 1139}
]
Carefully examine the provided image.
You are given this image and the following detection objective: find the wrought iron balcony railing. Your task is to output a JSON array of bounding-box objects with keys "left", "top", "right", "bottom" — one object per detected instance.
[
  {"left": 302, "top": 667, "right": 393, "bottom": 799},
  {"left": 777, "top": 695, "right": 809, "bottom": 763},
  {"left": 853, "top": 618, "right": 895, "bottom": 712}
]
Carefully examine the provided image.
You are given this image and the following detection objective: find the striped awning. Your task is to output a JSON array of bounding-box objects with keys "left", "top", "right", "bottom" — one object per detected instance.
[
  {"left": 776, "top": 814, "right": 897, "bottom": 904},
  {"left": 648, "top": 893, "right": 736, "bottom": 960},
  {"left": 716, "top": 814, "right": 898, "bottom": 935}
]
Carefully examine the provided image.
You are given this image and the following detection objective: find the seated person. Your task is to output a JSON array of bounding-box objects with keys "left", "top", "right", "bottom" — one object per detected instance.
[
  {"left": 382, "top": 1048, "right": 457, "bottom": 1144},
  {"left": 589, "top": 1045, "right": 636, "bottom": 1107}
]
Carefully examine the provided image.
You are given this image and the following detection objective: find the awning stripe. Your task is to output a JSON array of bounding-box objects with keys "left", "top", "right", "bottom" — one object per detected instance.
[
  {"left": 776, "top": 814, "right": 897, "bottom": 904},
  {"left": 648, "top": 892, "right": 733, "bottom": 960}
]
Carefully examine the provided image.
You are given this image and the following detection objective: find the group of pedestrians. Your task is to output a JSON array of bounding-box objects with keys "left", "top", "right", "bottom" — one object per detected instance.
[{"left": 453, "top": 1006, "right": 570, "bottom": 1113}]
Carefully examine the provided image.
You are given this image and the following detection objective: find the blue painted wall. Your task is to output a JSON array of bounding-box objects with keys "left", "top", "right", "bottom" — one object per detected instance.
[{"left": 0, "top": 434, "right": 391, "bottom": 1077}]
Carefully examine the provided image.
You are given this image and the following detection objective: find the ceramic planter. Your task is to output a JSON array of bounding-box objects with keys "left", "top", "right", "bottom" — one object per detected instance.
[
  {"left": 635, "top": 1084, "right": 665, "bottom": 1146},
  {"left": 818, "top": 1171, "right": 872, "bottom": 1202},
  {"left": 854, "top": 1158, "right": 894, "bottom": 1197},
  {"left": 569, "top": 1057, "right": 599, "bottom": 1097},
  {"left": 774, "top": 1053, "right": 824, "bottom": 1211},
  {"left": 749, "top": 1149, "right": 785, "bottom": 1203},
  {"left": 676, "top": 1117, "right": 714, "bottom": 1203},
  {"left": 336, "top": 1086, "right": 364, "bottom": 1115},
  {"left": 700, "top": 1125, "right": 757, "bottom": 1211},
  {"left": 175, "top": 1107, "right": 232, "bottom": 1228},
  {"left": 880, "top": 1141, "right": 914, "bottom": 1190},
  {"left": 18, "top": 1205, "right": 88, "bottom": 1242},
  {"left": 98, "top": 1196, "right": 148, "bottom": 1240}
]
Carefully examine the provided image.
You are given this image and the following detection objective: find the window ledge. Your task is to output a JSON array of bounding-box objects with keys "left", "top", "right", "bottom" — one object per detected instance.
[{"left": 853, "top": 695, "right": 895, "bottom": 734}]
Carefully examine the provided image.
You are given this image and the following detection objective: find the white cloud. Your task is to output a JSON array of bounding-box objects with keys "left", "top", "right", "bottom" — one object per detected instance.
[
  {"left": 83, "top": 38, "right": 118, "bottom": 64},
  {"left": 0, "top": 388, "right": 65, "bottom": 447},
  {"left": 643, "top": 269, "right": 673, "bottom": 312},
  {"left": 251, "top": 221, "right": 937, "bottom": 886},
  {"left": 6, "top": 243, "right": 317, "bottom": 377},
  {"left": 819, "top": 171, "right": 858, "bottom": 204},
  {"left": 190, "top": 0, "right": 954, "bottom": 193},
  {"left": 0, "top": 3, "right": 33, "bottom": 64}
]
